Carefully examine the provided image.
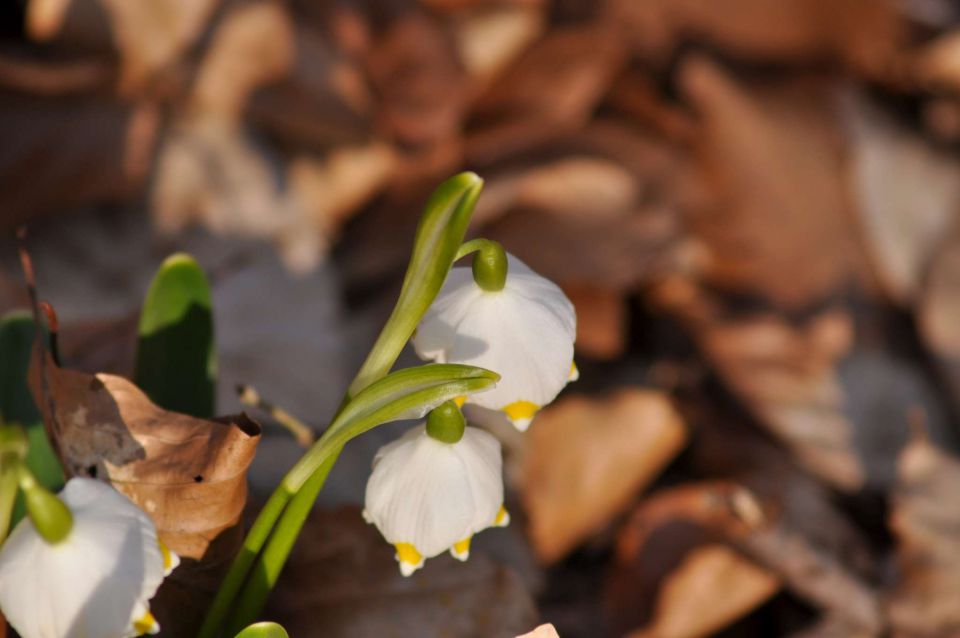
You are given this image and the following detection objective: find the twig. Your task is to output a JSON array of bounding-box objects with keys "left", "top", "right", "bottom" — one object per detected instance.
[{"left": 236, "top": 384, "right": 315, "bottom": 447}]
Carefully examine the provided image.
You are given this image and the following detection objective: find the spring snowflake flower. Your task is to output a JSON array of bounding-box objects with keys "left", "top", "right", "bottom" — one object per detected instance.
[
  {"left": 363, "top": 421, "right": 508, "bottom": 576},
  {"left": 0, "top": 478, "right": 178, "bottom": 638},
  {"left": 413, "top": 252, "right": 576, "bottom": 430}
]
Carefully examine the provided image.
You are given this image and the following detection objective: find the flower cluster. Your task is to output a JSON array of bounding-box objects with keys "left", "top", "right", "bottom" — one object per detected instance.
[
  {"left": 364, "top": 245, "right": 576, "bottom": 575},
  {"left": 0, "top": 478, "right": 178, "bottom": 638}
]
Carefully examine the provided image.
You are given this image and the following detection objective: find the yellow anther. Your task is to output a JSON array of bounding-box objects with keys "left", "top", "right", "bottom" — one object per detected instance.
[
  {"left": 132, "top": 610, "right": 159, "bottom": 635},
  {"left": 494, "top": 506, "right": 510, "bottom": 527},
  {"left": 502, "top": 401, "right": 539, "bottom": 430},
  {"left": 394, "top": 542, "right": 424, "bottom": 577},
  {"left": 451, "top": 536, "right": 472, "bottom": 561}
]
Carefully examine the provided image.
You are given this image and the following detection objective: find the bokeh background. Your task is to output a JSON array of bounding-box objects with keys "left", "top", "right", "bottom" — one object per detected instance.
[{"left": 3, "top": 0, "right": 960, "bottom": 636}]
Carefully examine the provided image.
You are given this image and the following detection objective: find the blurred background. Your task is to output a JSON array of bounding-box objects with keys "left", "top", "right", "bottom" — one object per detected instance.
[{"left": 3, "top": 0, "right": 960, "bottom": 636}]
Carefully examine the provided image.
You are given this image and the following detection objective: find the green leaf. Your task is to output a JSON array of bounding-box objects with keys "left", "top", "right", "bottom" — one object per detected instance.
[
  {"left": 348, "top": 172, "right": 483, "bottom": 396},
  {"left": 135, "top": 253, "right": 216, "bottom": 418},
  {"left": 0, "top": 310, "right": 64, "bottom": 495},
  {"left": 284, "top": 363, "right": 498, "bottom": 491},
  {"left": 233, "top": 622, "right": 289, "bottom": 638}
]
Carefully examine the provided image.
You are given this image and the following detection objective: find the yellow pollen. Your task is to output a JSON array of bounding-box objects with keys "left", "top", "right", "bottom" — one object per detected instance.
[
  {"left": 158, "top": 540, "right": 174, "bottom": 573},
  {"left": 452, "top": 536, "right": 472, "bottom": 560},
  {"left": 394, "top": 542, "right": 423, "bottom": 567},
  {"left": 453, "top": 396, "right": 467, "bottom": 408},
  {"left": 494, "top": 506, "right": 510, "bottom": 527},
  {"left": 502, "top": 400, "right": 539, "bottom": 423},
  {"left": 569, "top": 362, "right": 579, "bottom": 381},
  {"left": 132, "top": 610, "right": 158, "bottom": 635}
]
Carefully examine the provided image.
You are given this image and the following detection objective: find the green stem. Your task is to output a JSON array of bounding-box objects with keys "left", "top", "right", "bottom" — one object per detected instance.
[
  {"left": 196, "top": 487, "right": 295, "bottom": 638},
  {"left": 455, "top": 238, "right": 507, "bottom": 292},
  {"left": 224, "top": 449, "right": 340, "bottom": 635},
  {"left": 0, "top": 459, "right": 19, "bottom": 544}
]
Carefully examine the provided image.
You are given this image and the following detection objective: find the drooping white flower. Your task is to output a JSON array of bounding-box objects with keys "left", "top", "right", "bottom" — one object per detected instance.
[
  {"left": 363, "top": 424, "right": 508, "bottom": 576},
  {"left": 0, "top": 478, "right": 178, "bottom": 638},
  {"left": 413, "top": 253, "right": 577, "bottom": 430}
]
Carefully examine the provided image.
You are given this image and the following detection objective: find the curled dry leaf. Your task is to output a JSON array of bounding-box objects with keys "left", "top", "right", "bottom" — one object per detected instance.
[
  {"left": 678, "top": 58, "right": 871, "bottom": 308},
  {"left": 886, "top": 431, "right": 960, "bottom": 636},
  {"left": 521, "top": 389, "right": 688, "bottom": 563},
  {"left": 28, "top": 351, "right": 261, "bottom": 635},
  {"left": 563, "top": 284, "right": 627, "bottom": 360},
  {"left": 266, "top": 505, "right": 538, "bottom": 637},
  {"left": 628, "top": 544, "right": 780, "bottom": 638}
]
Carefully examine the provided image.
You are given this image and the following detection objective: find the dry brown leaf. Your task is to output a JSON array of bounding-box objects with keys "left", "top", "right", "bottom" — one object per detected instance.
[
  {"left": 629, "top": 544, "right": 781, "bottom": 638},
  {"left": 453, "top": 5, "right": 544, "bottom": 81},
  {"left": 189, "top": 1, "right": 295, "bottom": 120},
  {"left": 563, "top": 284, "right": 627, "bottom": 360},
  {"left": 471, "top": 22, "right": 628, "bottom": 133},
  {"left": 28, "top": 352, "right": 261, "bottom": 635},
  {"left": 265, "top": 505, "right": 538, "bottom": 637},
  {"left": 678, "top": 58, "right": 870, "bottom": 308},
  {"left": 521, "top": 389, "right": 688, "bottom": 563},
  {"left": 913, "top": 29, "right": 960, "bottom": 93},
  {"left": 0, "top": 93, "right": 159, "bottom": 226},
  {"left": 886, "top": 431, "right": 960, "bottom": 636},
  {"left": 845, "top": 91, "right": 960, "bottom": 305},
  {"left": 365, "top": 12, "right": 470, "bottom": 147}
]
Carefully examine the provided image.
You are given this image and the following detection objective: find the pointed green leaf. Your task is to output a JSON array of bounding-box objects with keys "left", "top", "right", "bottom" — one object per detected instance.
[
  {"left": 135, "top": 253, "right": 216, "bottom": 418},
  {"left": 233, "top": 622, "right": 289, "bottom": 638},
  {"left": 285, "top": 363, "right": 498, "bottom": 491},
  {"left": 348, "top": 172, "right": 483, "bottom": 396}
]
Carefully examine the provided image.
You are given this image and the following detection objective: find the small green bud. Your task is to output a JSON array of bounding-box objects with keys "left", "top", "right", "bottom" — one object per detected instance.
[
  {"left": 0, "top": 424, "right": 28, "bottom": 461},
  {"left": 426, "top": 401, "right": 466, "bottom": 444},
  {"left": 471, "top": 241, "right": 507, "bottom": 292},
  {"left": 20, "top": 468, "right": 72, "bottom": 543}
]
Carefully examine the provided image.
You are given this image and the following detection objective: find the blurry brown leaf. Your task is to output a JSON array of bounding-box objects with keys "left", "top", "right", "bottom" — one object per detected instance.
[
  {"left": 190, "top": 1, "right": 295, "bottom": 121},
  {"left": 0, "top": 93, "right": 159, "bottom": 227},
  {"left": 0, "top": 55, "right": 112, "bottom": 95},
  {"left": 28, "top": 352, "right": 261, "bottom": 635},
  {"left": 845, "top": 92, "right": 960, "bottom": 305},
  {"left": 606, "top": 0, "right": 910, "bottom": 81},
  {"left": 474, "top": 23, "right": 626, "bottom": 126},
  {"left": 266, "top": 505, "right": 538, "bottom": 637},
  {"left": 453, "top": 5, "right": 544, "bottom": 81},
  {"left": 913, "top": 29, "right": 960, "bottom": 93},
  {"left": 886, "top": 431, "right": 960, "bottom": 636},
  {"left": 521, "top": 389, "right": 688, "bottom": 563},
  {"left": 678, "top": 58, "right": 870, "bottom": 308},
  {"left": 787, "top": 615, "right": 877, "bottom": 638},
  {"left": 365, "top": 12, "right": 470, "bottom": 147},
  {"left": 628, "top": 544, "right": 780, "bottom": 638},
  {"left": 564, "top": 284, "right": 627, "bottom": 360},
  {"left": 919, "top": 229, "right": 960, "bottom": 414}
]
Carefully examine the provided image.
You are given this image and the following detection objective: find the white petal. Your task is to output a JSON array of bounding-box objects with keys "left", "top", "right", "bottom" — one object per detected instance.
[
  {"left": 412, "top": 254, "right": 576, "bottom": 427},
  {"left": 0, "top": 479, "right": 166, "bottom": 638},
  {"left": 364, "top": 425, "right": 503, "bottom": 560}
]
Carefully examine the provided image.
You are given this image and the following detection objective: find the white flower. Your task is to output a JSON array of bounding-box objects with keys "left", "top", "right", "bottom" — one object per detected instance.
[
  {"left": 413, "top": 253, "right": 577, "bottom": 430},
  {"left": 0, "top": 478, "right": 179, "bottom": 638},
  {"left": 363, "top": 424, "right": 508, "bottom": 576}
]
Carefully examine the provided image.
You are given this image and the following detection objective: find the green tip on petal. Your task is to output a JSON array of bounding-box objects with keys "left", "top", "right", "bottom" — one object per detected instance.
[
  {"left": 426, "top": 400, "right": 466, "bottom": 443},
  {"left": 20, "top": 471, "right": 72, "bottom": 543}
]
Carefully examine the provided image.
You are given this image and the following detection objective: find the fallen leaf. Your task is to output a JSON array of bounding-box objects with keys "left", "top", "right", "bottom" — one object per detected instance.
[
  {"left": 628, "top": 544, "right": 780, "bottom": 638},
  {"left": 563, "top": 284, "right": 627, "bottom": 360},
  {"left": 886, "top": 430, "right": 960, "bottom": 636},
  {"left": 453, "top": 5, "right": 544, "bottom": 81},
  {"left": 521, "top": 389, "right": 688, "bottom": 563},
  {"left": 678, "top": 58, "right": 871, "bottom": 308},
  {"left": 265, "top": 505, "right": 538, "bottom": 637},
  {"left": 844, "top": 90, "right": 960, "bottom": 305},
  {"left": 28, "top": 350, "right": 261, "bottom": 635}
]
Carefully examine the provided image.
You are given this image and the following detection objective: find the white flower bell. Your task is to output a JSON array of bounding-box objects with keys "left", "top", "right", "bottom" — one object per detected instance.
[
  {"left": 413, "top": 245, "right": 577, "bottom": 430},
  {"left": 0, "top": 477, "right": 178, "bottom": 638},
  {"left": 363, "top": 402, "right": 508, "bottom": 576}
]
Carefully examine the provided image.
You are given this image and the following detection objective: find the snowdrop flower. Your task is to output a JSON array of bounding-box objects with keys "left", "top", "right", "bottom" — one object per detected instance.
[
  {"left": 413, "top": 243, "right": 577, "bottom": 430},
  {"left": 0, "top": 477, "right": 178, "bottom": 638},
  {"left": 363, "top": 402, "right": 508, "bottom": 576}
]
